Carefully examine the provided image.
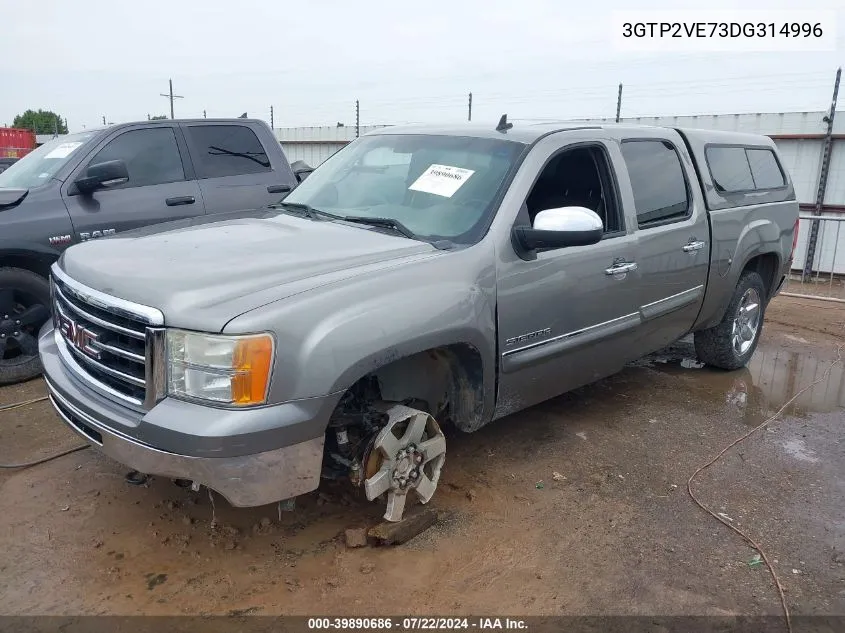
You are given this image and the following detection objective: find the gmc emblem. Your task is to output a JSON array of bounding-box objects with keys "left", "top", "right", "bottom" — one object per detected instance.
[{"left": 58, "top": 313, "right": 101, "bottom": 360}]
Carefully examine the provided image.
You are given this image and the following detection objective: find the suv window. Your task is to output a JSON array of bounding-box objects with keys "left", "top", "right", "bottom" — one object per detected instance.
[
  {"left": 186, "top": 125, "right": 271, "bottom": 178},
  {"left": 706, "top": 146, "right": 755, "bottom": 192},
  {"left": 525, "top": 145, "right": 623, "bottom": 235},
  {"left": 746, "top": 148, "right": 785, "bottom": 189},
  {"left": 88, "top": 127, "right": 185, "bottom": 189},
  {"left": 88, "top": 128, "right": 185, "bottom": 188},
  {"left": 620, "top": 140, "right": 689, "bottom": 227}
]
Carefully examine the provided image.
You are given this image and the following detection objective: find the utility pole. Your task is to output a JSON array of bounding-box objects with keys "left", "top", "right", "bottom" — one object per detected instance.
[
  {"left": 159, "top": 78, "right": 184, "bottom": 120},
  {"left": 615, "top": 83, "right": 623, "bottom": 123},
  {"left": 355, "top": 100, "right": 360, "bottom": 138},
  {"left": 803, "top": 66, "right": 841, "bottom": 278},
  {"left": 468, "top": 92, "right": 472, "bottom": 122},
  {"left": 270, "top": 105, "right": 274, "bottom": 130}
]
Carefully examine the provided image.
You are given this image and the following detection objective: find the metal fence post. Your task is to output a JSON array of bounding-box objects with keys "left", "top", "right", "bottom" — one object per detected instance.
[{"left": 803, "top": 67, "right": 841, "bottom": 277}]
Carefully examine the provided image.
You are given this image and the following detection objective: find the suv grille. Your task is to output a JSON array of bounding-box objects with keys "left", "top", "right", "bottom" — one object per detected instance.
[{"left": 51, "top": 268, "right": 165, "bottom": 409}]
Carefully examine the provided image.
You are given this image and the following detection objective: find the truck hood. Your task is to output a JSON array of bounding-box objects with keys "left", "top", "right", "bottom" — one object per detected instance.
[
  {"left": 59, "top": 209, "right": 439, "bottom": 332},
  {"left": 0, "top": 188, "right": 28, "bottom": 210}
]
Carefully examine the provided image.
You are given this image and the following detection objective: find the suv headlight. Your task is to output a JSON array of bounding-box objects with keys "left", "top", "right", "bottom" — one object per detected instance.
[{"left": 166, "top": 330, "right": 275, "bottom": 406}]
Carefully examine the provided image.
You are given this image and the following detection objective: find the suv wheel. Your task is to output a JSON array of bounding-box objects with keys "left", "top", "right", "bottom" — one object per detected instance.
[
  {"left": 0, "top": 268, "right": 52, "bottom": 385},
  {"left": 694, "top": 270, "right": 766, "bottom": 370}
]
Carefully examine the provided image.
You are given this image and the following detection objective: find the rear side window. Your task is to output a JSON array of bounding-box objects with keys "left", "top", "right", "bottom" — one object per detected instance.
[
  {"left": 89, "top": 128, "right": 185, "bottom": 188},
  {"left": 186, "top": 125, "right": 271, "bottom": 178},
  {"left": 706, "top": 145, "right": 785, "bottom": 192},
  {"left": 620, "top": 140, "right": 690, "bottom": 227},
  {"left": 746, "top": 148, "right": 785, "bottom": 189}
]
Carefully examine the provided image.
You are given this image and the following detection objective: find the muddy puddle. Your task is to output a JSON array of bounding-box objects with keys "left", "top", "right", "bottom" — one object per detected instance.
[{"left": 630, "top": 337, "right": 845, "bottom": 423}]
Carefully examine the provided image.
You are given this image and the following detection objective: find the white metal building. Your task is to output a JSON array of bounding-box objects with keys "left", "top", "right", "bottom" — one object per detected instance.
[
  {"left": 275, "top": 125, "right": 388, "bottom": 167},
  {"left": 275, "top": 111, "right": 844, "bottom": 273}
]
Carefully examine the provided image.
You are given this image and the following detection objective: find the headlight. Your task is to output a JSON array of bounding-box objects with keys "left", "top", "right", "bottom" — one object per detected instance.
[{"left": 166, "top": 330, "right": 275, "bottom": 406}]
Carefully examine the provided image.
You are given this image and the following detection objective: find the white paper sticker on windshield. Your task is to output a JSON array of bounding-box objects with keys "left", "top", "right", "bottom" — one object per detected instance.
[
  {"left": 45, "top": 142, "right": 83, "bottom": 159},
  {"left": 408, "top": 164, "right": 475, "bottom": 198}
]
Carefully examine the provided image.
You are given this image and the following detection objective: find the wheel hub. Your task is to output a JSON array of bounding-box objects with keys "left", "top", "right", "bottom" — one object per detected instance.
[
  {"left": 0, "top": 292, "right": 48, "bottom": 361},
  {"left": 363, "top": 405, "right": 446, "bottom": 522},
  {"left": 732, "top": 288, "right": 761, "bottom": 356},
  {"left": 392, "top": 446, "right": 424, "bottom": 490}
]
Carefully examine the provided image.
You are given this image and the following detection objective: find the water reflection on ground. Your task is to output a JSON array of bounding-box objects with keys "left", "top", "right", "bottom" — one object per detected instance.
[{"left": 635, "top": 338, "right": 845, "bottom": 422}]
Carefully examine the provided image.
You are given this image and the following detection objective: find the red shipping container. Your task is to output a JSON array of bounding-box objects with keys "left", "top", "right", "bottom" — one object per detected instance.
[{"left": 0, "top": 127, "right": 37, "bottom": 158}]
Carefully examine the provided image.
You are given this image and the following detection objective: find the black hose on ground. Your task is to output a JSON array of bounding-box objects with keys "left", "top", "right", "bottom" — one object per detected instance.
[
  {"left": 0, "top": 395, "right": 90, "bottom": 468},
  {"left": 0, "top": 445, "right": 89, "bottom": 469}
]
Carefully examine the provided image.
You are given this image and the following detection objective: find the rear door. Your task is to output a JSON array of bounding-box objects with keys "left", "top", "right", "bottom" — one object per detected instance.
[
  {"left": 613, "top": 130, "right": 710, "bottom": 353},
  {"left": 61, "top": 124, "right": 205, "bottom": 241},
  {"left": 181, "top": 122, "right": 297, "bottom": 214}
]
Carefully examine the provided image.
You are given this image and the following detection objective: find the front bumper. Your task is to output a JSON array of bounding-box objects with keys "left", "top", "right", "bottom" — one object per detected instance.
[{"left": 40, "top": 324, "right": 336, "bottom": 507}]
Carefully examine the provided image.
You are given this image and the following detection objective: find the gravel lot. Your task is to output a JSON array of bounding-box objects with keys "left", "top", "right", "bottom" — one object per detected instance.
[{"left": 1, "top": 295, "right": 843, "bottom": 618}]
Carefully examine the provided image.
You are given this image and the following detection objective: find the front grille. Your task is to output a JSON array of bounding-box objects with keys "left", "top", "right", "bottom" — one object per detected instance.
[{"left": 51, "top": 268, "right": 165, "bottom": 409}]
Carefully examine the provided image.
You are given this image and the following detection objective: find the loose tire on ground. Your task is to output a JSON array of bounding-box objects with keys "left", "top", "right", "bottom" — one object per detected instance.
[
  {"left": 0, "top": 267, "right": 52, "bottom": 386},
  {"left": 694, "top": 270, "right": 767, "bottom": 371}
]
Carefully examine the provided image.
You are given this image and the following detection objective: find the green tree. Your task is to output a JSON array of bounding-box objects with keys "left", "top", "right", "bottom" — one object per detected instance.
[
  {"left": 12, "top": 109, "right": 69, "bottom": 134},
  {"left": 150, "top": 114, "right": 168, "bottom": 120}
]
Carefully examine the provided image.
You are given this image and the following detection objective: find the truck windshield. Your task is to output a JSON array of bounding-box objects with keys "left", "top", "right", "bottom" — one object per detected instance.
[
  {"left": 0, "top": 131, "right": 97, "bottom": 190},
  {"left": 282, "top": 134, "right": 525, "bottom": 244}
]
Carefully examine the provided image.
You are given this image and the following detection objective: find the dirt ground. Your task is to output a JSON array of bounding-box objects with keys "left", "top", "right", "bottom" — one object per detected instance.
[{"left": 1, "top": 295, "right": 844, "bottom": 619}]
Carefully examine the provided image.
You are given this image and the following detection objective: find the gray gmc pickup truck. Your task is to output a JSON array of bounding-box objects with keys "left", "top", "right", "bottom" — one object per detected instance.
[
  {"left": 0, "top": 118, "right": 307, "bottom": 385},
  {"left": 38, "top": 120, "right": 799, "bottom": 522}
]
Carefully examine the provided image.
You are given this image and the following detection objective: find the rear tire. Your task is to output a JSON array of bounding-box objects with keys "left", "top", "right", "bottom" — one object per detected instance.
[
  {"left": 694, "top": 271, "right": 766, "bottom": 370},
  {"left": 0, "top": 267, "right": 52, "bottom": 386}
]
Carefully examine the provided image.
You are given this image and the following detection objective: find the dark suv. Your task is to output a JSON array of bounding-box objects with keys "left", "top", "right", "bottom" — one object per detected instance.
[{"left": 0, "top": 118, "right": 304, "bottom": 385}]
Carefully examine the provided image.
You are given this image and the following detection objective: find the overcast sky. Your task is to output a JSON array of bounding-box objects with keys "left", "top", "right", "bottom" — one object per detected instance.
[{"left": 1, "top": 0, "right": 842, "bottom": 131}]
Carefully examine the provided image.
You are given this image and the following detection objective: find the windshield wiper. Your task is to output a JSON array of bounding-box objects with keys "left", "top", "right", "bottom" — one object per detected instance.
[
  {"left": 207, "top": 145, "right": 270, "bottom": 168},
  {"left": 271, "top": 205, "right": 421, "bottom": 242},
  {"left": 271, "top": 201, "right": 341, "bottom": 220},
  {"left": 340, "top": 216, "right": 418, "bottom": 240}
]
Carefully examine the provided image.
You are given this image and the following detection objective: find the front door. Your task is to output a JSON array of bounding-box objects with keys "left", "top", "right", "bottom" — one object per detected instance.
[
  {"left": 494, "top": 135, "right": 643, "bottom": 419},
  {"left": 61, "top": 125, "right": 205, "bottom": 243}
]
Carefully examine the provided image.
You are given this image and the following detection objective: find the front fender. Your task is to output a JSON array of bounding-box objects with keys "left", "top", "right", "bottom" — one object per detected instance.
[
  {"left": 224, "top": 245, "right": 498, "bottom": 426},
  {"left": 0, "top": 241, "right": 64, "bottom": 274}
]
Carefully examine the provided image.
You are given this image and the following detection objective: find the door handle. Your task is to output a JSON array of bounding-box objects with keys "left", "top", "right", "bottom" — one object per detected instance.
[
  {"left": 682, "top": 240, "right": 706, "bottom": 252},
  {"left": 166, "top": 196, "right": 195, "bottom": 206},
  {"left": 267, "top": 184, "right": 292, "bottom": 194},
  {"left": 604, "top": 262, "right": 638, "bottom": 276}
]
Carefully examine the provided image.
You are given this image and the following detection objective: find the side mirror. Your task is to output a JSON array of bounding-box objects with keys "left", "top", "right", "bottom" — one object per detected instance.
[
  {"left": 513, "top": 206, "right": 604, "bottom": 252},
  {"left": 75, "top": 160, "right": 129, "bottom": 194},
  {"left": 290, "top": 160, "right": 314, "bottom": 183},
  {"left": 294, "top": 169, "right": 312, "bottom": 183}
]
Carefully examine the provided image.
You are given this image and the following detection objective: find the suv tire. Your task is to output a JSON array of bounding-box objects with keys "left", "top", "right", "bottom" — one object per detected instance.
[
  {"left": 0, "top": 267, "right": 52, "bottom": 385},
  {"left": 694, "top": 270, "right": 767, "bottom": 370}
]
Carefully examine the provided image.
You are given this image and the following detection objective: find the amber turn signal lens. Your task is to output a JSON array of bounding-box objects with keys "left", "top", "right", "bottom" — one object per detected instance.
[{"left": 230, "top": 335, "right": 274, "bottom": 406}]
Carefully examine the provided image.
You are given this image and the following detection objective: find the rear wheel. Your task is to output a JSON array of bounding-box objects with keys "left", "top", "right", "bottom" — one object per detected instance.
[
  {"left": 694, "top": 270, "right": 766, "bottom": 370},
  {"left": 0, "top": 268, "right": 52, "bottom": 385}
]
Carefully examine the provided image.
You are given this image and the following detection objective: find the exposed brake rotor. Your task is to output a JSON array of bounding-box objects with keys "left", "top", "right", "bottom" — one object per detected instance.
[{"left": 363, "top": 404, "right": 446, "bottom": 522}]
